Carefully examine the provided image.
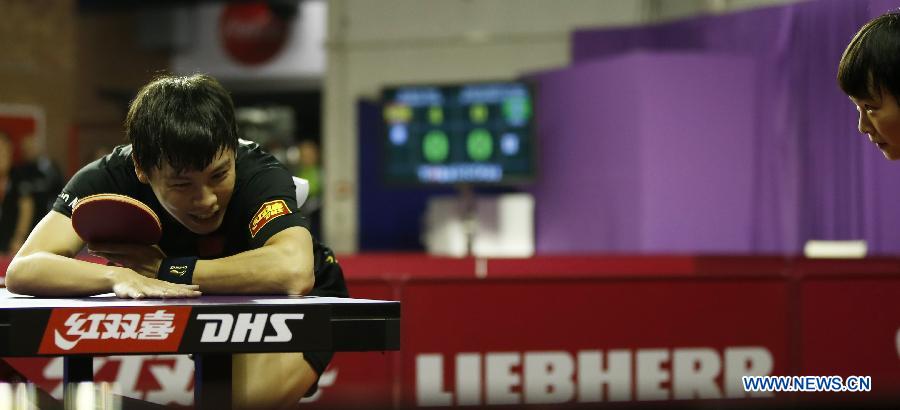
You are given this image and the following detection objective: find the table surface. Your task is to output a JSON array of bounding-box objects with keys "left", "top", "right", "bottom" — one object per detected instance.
[{"left": 0, "top": 289, "right": 396, "bottom": 308}]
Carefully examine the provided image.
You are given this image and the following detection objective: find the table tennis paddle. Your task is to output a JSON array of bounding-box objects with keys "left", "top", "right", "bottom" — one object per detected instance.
[{"left": 71, "top": 193, "right": 162, "bottom": 245}]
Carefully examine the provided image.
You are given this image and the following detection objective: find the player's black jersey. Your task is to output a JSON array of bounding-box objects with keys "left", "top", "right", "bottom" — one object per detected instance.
[{"left": 52, "top": 140, "right": 348, "bottom": 299}]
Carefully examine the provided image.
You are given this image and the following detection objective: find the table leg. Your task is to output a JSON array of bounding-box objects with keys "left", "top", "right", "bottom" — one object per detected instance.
[
  {"left": 63, "top": 356, "right": 93, "bottom": 383},
  {"left": 194, "top": 354, "right": 232, "bottom": 409},
  {"left": 63, "top": 356, "right": 93, "bottom": 409}
]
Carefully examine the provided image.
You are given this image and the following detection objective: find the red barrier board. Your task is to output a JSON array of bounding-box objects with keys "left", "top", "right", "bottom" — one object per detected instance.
[
  {"left": 395, "top": 278, "right": 789, "bottom": 407},
  {"left": 799, "top": 277, "right": 900, "bottom": 399}
]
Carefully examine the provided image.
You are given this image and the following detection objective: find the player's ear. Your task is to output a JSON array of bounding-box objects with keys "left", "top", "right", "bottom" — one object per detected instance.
[{"left": 132, "top": 153, "right": 150, "bottom": 184}]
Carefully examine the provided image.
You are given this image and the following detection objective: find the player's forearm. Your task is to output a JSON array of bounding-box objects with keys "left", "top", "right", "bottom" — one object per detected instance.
[
  {"left": 193, "top": 240, "right": 314, "bottom": 295},
  {"left": 5, "top": 252, "right": 121, "bottom": 297}
]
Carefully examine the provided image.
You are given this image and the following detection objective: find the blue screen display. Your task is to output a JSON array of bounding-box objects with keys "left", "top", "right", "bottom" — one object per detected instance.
[{"left": 382, "top": 81, "right": 536, "bottom": 185}]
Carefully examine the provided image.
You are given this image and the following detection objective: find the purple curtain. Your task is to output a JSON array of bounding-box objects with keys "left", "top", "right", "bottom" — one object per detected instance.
[{"left": 532, "top": 0, "right": 900, "bottom": 255}]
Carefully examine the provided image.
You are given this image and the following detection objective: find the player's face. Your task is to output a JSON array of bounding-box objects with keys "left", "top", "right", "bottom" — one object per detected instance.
[
  {"left": 138, "top": 149, "right": 236, "bottom": 234},
  {"left": 850, "top": 88, "right": 900, "bottom": 160}
]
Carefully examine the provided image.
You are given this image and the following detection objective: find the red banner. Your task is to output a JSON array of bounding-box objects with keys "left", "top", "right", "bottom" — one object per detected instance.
[{"left": 395, "top": 279, "right": 789, "bottom": 407}]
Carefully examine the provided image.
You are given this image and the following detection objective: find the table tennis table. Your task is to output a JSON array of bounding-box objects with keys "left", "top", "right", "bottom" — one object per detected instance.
[{"left": 0, "top": 289, "right": 400, "bottom": 408}]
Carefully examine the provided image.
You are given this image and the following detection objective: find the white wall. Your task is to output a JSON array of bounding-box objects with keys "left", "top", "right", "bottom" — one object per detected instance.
[{"left": 322, "top": 0, "right": 802, "bottom": 253}]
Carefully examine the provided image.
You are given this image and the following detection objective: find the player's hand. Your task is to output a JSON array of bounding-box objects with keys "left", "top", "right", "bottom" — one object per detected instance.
[
  {"left": 88, "top": 243, "right": 166, "bottom": 279},
  {"left": 110, "top": 268, "right": 201, "bottom": 299}
]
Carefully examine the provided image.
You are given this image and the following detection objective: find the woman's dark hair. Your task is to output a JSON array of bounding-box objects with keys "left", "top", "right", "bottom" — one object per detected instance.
[
  {"left": 126, "top": 74, "right": 238, "bottom": 174},
  {"left": 838, "top": 11, "right": 900, "bottom": 100}
]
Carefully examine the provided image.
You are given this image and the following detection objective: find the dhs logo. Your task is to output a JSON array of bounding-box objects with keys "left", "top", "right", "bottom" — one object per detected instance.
[
  {"left": 196, "top": 313, "right": 305, "bottom": 343},
  {"left": 182, "top": 306, "right": 331, "bottom": 352}
]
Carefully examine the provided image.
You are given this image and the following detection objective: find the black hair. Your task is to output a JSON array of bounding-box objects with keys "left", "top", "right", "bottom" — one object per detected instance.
[
  {"left": 838, "top": 11, "right": 900, "bottom": 100},
  {"left": 126, "top": 74, "right": 238, "bottom": 174}
]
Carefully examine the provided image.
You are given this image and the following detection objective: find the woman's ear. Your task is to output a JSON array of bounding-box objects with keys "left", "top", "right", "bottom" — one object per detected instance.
[{"left": 132, "top": 153, "right": 150, "bottom": 184}]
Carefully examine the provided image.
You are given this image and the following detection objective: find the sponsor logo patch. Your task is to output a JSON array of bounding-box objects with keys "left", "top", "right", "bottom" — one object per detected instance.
[
  {"left": 38, "top": 307, "right": 191, "bottom": 354},
  {"left": 249, "top": 199, "right": 291, "bottom": 238}
]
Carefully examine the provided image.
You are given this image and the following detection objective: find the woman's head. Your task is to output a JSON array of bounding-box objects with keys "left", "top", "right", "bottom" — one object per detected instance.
[{"left": 840, "top": 12, "right": 900, "bottom": 160}]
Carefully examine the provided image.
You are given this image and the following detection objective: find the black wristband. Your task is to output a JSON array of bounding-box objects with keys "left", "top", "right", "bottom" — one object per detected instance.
[{"left": 157, "top": 256, "right": 198, "bottom": 285}]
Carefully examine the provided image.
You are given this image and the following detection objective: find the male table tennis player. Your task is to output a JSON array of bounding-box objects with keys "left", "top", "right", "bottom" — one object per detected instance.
[
  {"left": 5, "top": 74, "right": 349, "bottom": 409},
  {"left": 839, "top": 11, "right": 900, "bottom": 161}
]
